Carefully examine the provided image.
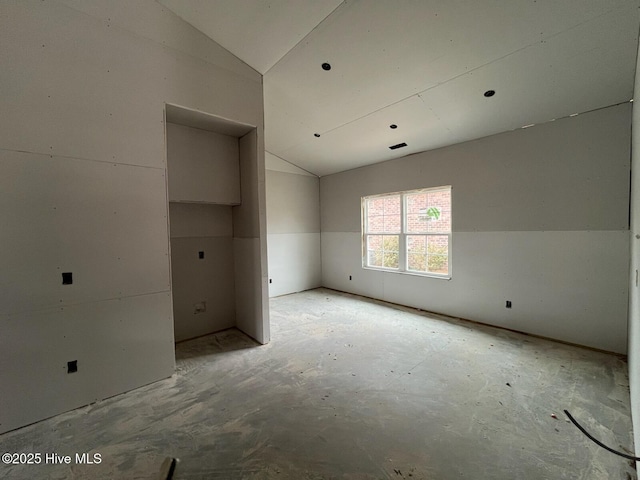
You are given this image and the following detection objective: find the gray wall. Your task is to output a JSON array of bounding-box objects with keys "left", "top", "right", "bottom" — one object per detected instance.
[
  {"left": 321, "top": 103, "right": 631, "bottom": 353},
  {"left": 166, "top": 122, "right": 242, "bottom": 342},
  {"left": 0, "top": 0, "right": 265, "bottom": 434},
  {"left": 167, "top": 123, "right": 241, "bottom": 204},
  {"left": 629, "top": 39, "right": 640, "bottom": 460},
  {"left": 266, "top": 153, "right": 322, "bottom": 297},
  {"left": 234, "top": 130, "right": 270, "bottom": 343},
  {"left": 169, "top": 204, "right": 235, "bottom": 342}
]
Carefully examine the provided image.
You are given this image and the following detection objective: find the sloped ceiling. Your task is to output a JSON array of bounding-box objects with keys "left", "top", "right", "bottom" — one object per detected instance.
[{"left": 160, "top": 0, "right": 640, "bottom": 177}]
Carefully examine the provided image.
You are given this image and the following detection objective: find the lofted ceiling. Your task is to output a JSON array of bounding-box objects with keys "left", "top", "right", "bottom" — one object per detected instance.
[{"left": 160, "top": 0, "right": 640, "bottom": 177}]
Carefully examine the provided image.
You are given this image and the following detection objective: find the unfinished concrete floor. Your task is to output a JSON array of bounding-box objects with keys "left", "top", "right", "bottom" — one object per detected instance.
[{"left": 0, "top": 288, "right": 635, "bottom": 479}]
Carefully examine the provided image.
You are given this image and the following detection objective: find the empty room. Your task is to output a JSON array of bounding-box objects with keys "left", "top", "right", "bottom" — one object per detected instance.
[{"left": 2, "top": 1, "right": 640, "bottom": 479}]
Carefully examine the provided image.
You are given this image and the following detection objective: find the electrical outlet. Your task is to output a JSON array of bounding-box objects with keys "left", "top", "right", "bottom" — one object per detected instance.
[
  {"left": 506, "top": 301, "right": 512, "bottom": 309},
  {"left": 194, "top": 302, "right": 206, "bottom": 314},
  {"left": 67, "top": 360, "right": 78, "bottom": 373},
  {"left": 269, "top": 279, "right": 272, "bottom": 284},
  {"left": 349, "top": 275, "right": 352, "bottom": 281},
  {"left": 198, "top": 251, "right": 205, "bottom": 259}
]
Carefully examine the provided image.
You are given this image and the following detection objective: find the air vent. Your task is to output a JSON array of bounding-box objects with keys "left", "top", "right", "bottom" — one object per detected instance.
[{"left": 389, "top": 142, "right": 407, "bottom": 150}]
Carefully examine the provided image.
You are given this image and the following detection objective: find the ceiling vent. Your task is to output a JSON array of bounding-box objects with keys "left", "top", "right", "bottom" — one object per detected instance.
[{"left": 389, "top": 142, "right": 407, "bottom": 150}]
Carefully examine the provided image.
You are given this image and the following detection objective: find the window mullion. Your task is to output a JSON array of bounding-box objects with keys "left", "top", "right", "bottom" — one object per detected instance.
[{"left": 399, "top": 193, "right": 406, "bottom": 272}]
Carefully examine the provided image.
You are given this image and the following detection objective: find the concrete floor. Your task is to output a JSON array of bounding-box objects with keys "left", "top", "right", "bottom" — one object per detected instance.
[{"left": 0, "top": 288, "right": 636, "bottom": 479}]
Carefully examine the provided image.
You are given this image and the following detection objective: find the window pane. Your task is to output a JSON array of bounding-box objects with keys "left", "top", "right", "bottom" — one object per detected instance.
[
  {"left": 406, "top": 193, "right": 427, "bottom": 213},
  {"left": 367, "top": 198, "right": 385, "bottom": 215},
  {"left": 406, "top": 189, "right": 451, "bottom": 234},
  {"left": 366, "top": 234, "right": 398, "bottom": 269},
  {"left": 426, "top": 190, "right": 451, "bottom": 233},
  {"left": 406, "top": 213, "right": 427, "bottom": 233},
  {"left": 367, "top": 235, "right": 383, "bottom": 267},
  {"left": 407, "top": 234, "right": 426, "bottom": 253},
  {"left": 427, "top": 235, "right": 449, "bottom": 274},
  {"left": 406, "top": 193, "right": 428, "bottom": 234},
  {"left": 367, "top": 214, "right": 385, "bottom": 233},
  {"left": 383, "top": 196, "right": 400, "bottom": 215},
  {"left": 366, "top": 195, "right": 401, "bottom": 234},
  {"left": 382, "top": 235, "right": 399, "bottom": 268},
  {"left": 428, "top": 255, "right": 448, "bottom": 274},
  {"left": 368, "top": 250, "right": 383, "bottom": 267},
  {"left": 407, "top": 252, "right": 427, "bottom": 272},
  {"left": 407, "top": 235, "right": 427, "bottom": 272},
  {"left": 383, "top": 214, "right": 401, "bottom": 232}
]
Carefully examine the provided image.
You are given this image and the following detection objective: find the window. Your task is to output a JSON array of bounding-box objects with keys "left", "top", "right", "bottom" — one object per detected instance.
[{"left": 362, "top": 186, "right": 452, "bottom": 278}]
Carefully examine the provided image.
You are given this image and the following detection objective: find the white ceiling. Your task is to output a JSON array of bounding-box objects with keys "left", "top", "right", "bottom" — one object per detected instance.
[
  {"left": 160, "top": 0, "right": 640, "bottom": 177},
  {"left": 157, "top": 0, "right": 343, "bottom": 74}
]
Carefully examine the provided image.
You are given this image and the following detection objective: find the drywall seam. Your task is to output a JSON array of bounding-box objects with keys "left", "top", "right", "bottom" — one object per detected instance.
[
  {"left": 0, "top": 146, "right": 165, "bottom": 171},
  {"left": 265, "top": 150, "right": 318, "bottom": 177},
  {"left": 0, "top": 289, "right": 172, "bottom": 318}
]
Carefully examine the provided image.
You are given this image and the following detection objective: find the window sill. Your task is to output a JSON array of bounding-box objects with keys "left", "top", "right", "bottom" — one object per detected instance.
[{"left": 362, "top": 266, "right": 451, "bottom": 281}]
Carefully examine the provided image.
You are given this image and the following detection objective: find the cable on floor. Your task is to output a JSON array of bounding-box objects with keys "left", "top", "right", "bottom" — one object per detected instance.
[{"left": 564, "top": 409, "right": 640, "bottom": 461}]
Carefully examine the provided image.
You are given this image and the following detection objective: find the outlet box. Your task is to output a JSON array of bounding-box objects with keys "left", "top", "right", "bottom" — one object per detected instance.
[
  {"left": 198, "top": 251, "right": 205, "bottom": 259},
  {"left": 349, "top": 275, "right": 352, "bottom": 281},
  {"left": 194, "top": 302, "right": 206, "bottom": 314},
  {"left": 62, "top": 272, "right": 73, "bottom": 285},
  {"left": 506, "top": 300, "right": 512, "bottom": 309},
  {"left": 67, "top": 360, "right": 78, "bottom": 373}
]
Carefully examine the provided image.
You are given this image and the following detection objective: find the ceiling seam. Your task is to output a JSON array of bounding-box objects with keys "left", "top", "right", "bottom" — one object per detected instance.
[
  {"left": 263, "top": 0, "right": 348, "bottom": 76},
  {"left": 274, "top": 4, "right": 634, "bottom": 154},
  {"left": 266, "top": 150, "right": 319, "bottom": 177}
]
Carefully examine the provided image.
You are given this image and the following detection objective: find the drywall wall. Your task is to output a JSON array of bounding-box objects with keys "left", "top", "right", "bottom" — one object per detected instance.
[
  {"left": 629, "top": 40, "right": 640, "bottom": 460},
  {"left": 167, "top": 122, "right": 241, "bottom": 204},
  {"left": 0, "top": 0, "right": 266, "bottom": 434},
  {"left": 266, "top": 153, "right": 321, "bottom": 297},
  {"left": 234, "top": 130, "right": 270, "bottom": 344},
  {"left": 169, "top": 204, "right": 235, "bottom": 342},
  {"left": 321, "top": 103, "right": 631, "bottom": 353}
]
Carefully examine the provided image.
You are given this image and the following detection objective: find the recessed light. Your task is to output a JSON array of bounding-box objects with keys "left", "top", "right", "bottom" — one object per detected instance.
[
  {"left": 322, "top": 63, "right": 331, "bottom": 71},
  {"left": 484, "top": 90, "right": 495, "bottom": 97},
  {"left": 390, "top": 124, "right": 397, "bottom": 129},
  {"left": 314, "top": 133, "right": 321, "bottom": 137}
]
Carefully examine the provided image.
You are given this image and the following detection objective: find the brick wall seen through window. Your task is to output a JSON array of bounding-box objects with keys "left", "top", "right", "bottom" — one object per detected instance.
[{"left": 362, "top": 186, "right": 452, "bottom": 277}]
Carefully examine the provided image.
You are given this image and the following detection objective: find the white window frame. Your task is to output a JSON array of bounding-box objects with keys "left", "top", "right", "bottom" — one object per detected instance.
[{"left": 362, "top": 186, "right": 452, "bottom": 279}]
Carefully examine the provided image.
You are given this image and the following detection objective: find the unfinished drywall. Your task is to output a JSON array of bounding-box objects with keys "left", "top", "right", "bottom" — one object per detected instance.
[
  {"left": 169, "top": 204, "right": 235, "bottom": 342},
  {"left": 266, "top": 153, "right": 322, "bottom": 297},
  {"left": 166, "top": 123, "right": 240, "bottom": 204},
  {"left": 321, "top": 103, "right": 631, "bottom": 353},
  {"left": 234, "top": 130, "right": 270, "bottom": 344},
  {"left": 0, "top": 0, "right": 266, "bottom": 434},
  {"left": 165, "top": 118, "right": 240, "bottom": 342},
  {"left": 629, "top": 38, "right": 640, "bottom": 460}
]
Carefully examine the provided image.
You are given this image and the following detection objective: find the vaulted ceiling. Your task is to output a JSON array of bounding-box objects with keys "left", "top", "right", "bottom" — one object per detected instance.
[{"left": 159, "top": 0, "right": 640, "bottom": 176}]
